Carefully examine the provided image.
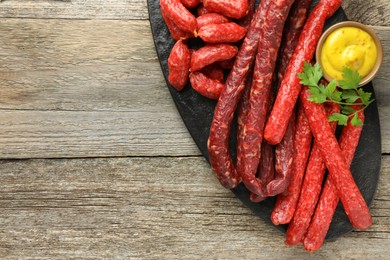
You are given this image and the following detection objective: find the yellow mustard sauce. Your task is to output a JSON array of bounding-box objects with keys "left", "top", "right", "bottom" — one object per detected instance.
[{"left": 320, "top": 27, "right": 377, "bottom": 80}]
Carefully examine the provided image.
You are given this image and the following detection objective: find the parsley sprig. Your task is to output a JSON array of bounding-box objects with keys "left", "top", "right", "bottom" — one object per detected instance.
[{"left": 298, "top": 62, "right": 374, "bottom": 126}]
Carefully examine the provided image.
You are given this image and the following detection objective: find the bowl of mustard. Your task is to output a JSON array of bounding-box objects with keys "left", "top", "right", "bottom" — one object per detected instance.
[{"left": 316, "top": 21, "right": 383, "bottom": 86}]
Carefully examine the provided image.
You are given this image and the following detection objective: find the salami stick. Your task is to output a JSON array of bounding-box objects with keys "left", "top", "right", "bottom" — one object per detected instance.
[
  {"left": 271, "top": 102, "right": 312, "bottom": 225},
  {"left": 236, "top": 0, "right": 295, "bottom": 195},
  {"left": 207, "top": 0, "right": 271, "bottom": 189},
  {"left": 268, "top": 0, "right": 313, "bottom": 196},
  {"left": 250, "top": 141, "right": 275, "bottom": 203},
  {"left": 285, "top": 102, "right": 339, "bottom": 246},
  {"left": 237, "top": 72, "right": 274, "bottom": 202},
  {"left": 264, "top": 0, "right": 342, "bottom": 145},
  {"left": 237, "top": 71, "right": 253, "bottom": 148},
  {"left": 303, "top": 108, "right": 365, "bottom": 251},
  {"left": 266, "top": 112, "right": 296, "bottom": 196},
  {"left": 277, "top": 0, "right": 313, "bottom": 84},
  {"left": 300, "top": 87, "right": 372, "bottom": 230}
]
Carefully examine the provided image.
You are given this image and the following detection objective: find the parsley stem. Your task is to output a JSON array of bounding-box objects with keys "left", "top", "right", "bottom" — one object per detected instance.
[{"left": 327, "top": 99, "right": 365, "bottom": 106}]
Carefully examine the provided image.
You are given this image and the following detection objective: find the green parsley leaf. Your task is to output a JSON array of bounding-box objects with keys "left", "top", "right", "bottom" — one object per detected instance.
[
  {"left": 338, "top": 67, "right": 362, "bottom": 90},
  {"left": 298, "top": 62, "right": 322, "bottom": 87},
  {"left": 342, "top": 90, "right": 360, "bottom": 103},
  {"left": 341, "top": 105, "right": 356, "bottom": 115},
  {"left": 311, "top": 63, "right": 323, "bottom": 86},
  {"left": 325, "top": 80, "right": 337, "bottom": 95},
  {"left": 351, "top": 113, "right": 363, "bottom": 126},
  {"left": 357, "top": 88, "right": 373, "bottom": 106},
  {"left": 308, "top": 86, "right": 327, "bottom": 104},
  {"left": 298, "top": 62, "right": 375, "bottom": 126},
  {"left": 330, "top": 90, "right": 342, "bottom": 102},
  {"left": 329, "top": 113, "right": 349, "bottom": 126}
]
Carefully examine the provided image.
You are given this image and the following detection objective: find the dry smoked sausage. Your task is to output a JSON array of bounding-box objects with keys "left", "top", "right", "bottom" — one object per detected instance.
[
  {"left": 271, "top": 102, "right": 312, "bottom": 225},
  {"left": 285, "top": 102, "right": 339, "bottom": 246},
  {"left": 190, "top": 44, "right": 238, "bottom": 72},
  {"left": 303, "top": 107, "right": 365, "bottom": 251},
  {"left": 198, "top": 23, "right": 247, "bottom": 43},
  {"left": 300, "top": 87, "right": 372, "bottom": 230},
  {"left": 181, "top": 0, "right": 200, "bottom": 9},
  {"left": 161, "top": 3, "right": 190, "bottom": 41},
  {"left": 189, "top": 72, "right": 224, "bottom": 99},
  {"left": 268, "top": 0, "right": 313, "bottom": 197},
  {"left": 203, "top": 0, "right": 249, "bottom": 19},
  {"left": 168, "top": 40, "right": 191, "bottom": 91},
  {"left": 160, "top": 0, "right": 198, "bottom": 34},
  {"left": 196, "top": 13, "right": 230, "bottom": 30},
  {"left": 250, "top": 141, "right": 275, "bottom": 203},
  {"left": 264, "top": 0, "right": 343, "bottom": 145},
  {"left": 207, "top": 0, "right": 271, "bottom": 189},
  {"left": 236, "top": 0, "right": 295, "bottom": 195}
]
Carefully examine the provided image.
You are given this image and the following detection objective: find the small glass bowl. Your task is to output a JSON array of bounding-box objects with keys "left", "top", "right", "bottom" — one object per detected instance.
[{"left": 315, "top": 21, "right": 383, "bottom": 86}]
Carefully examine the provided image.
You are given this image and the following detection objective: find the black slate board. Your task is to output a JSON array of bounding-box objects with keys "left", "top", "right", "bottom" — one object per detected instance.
[{"left": 147, "top": 0, "right": 382, "bottom": 240}]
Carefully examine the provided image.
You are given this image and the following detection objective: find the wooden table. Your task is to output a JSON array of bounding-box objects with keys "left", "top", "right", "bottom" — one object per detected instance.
[{"left": 0, "top": 1, "right": 389, "bottom": 258}]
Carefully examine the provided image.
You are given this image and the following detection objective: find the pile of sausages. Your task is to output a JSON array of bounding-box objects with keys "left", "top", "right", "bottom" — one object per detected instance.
[
  {"left": 160, "top": 0, "right": 373, "bottom": 252},
  {"left": 161, "top": 0, "right": 251, "bottom": 99}
]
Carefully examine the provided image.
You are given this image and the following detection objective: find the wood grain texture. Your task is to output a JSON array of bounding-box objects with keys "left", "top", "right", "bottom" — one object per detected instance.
[
  {"left": 0, "top": 0, "right": 389, "bottom": 26},
  {"left": 342, "top": 0, "right": 390, "bottom": 26},
  {"left": 0, "top": 156, "right": 388, "bottom": 259},
  {"left": 0, "top": 0, "right": 148, "bottom": 20},
  {"left": 0, "top": 19, "right": 388, "bottom": 158}
]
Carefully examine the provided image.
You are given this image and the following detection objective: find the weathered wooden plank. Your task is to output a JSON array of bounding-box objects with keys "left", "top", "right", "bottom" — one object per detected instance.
[
  {"left": 0, "top": 156, "right": 388, "bottom": 259},
  {"left": 0, "top": 0, "right": 389, "bottom": 26},
  {"left": 0, "top": 19, "right": 175, "bottom": 112},
  {"left": 0, "top": 110, "right": 200, "bottom": 158},
  {"left": 0, "top": 0, "right": 148, "bottom": 20},
  {"left": 342, "top": 0, "right": 390, "bottom": 26},
  {"left": 0, "top": 19, "right": 389, "bottom": 158}
]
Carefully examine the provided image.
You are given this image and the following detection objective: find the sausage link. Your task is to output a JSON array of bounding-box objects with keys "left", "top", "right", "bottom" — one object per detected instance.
[
  {"left": 285, "top": 102, "right": 339, "bottom": 246},
  {"left": 207, "top": 0, "right": 271, "bottom": 189},
  {"left": 160, "top": 0, "right": 198, "bottom": 34},
  {"left": 263, "top": 0, "right": 342, "bottom": 145},
  {"left": 201, "top": 64, "right": 225, "bottom": 83},
  {"left": 269, "top": 0, "right": 312, "bottom": 197},
  {"left": 250, "top": 141, "right": 275, "bottom": 203},
  {"left": 271, "top": 102, "right": 312, "bottom": 225},
  {"left": 196, "top": 13, "right": 230, "bottom": 30},
  {"left": 266, "top": 112, "right": 295, "bottom": 196},
  {"left": 199, "top": 22, "right": 247, "bottom": 43},
  {"left": 190, "top": 44, "right": 238, "bottom": 72},
  {"left": 181, "top": 0, "right": 200, "bottom": 9},
  {"left": 300, "top": 87, "right": 372, "bottom": 230},
  {"left": 189, "top": 72, "right": 224, "bottom": 99},
  {"left": 277, "top": 0, "right": 313, "bottom": 83},
  {"left": 161, "top": 3, "right": 190, "bottom": 41},
  {"left": 238, "top": 72, "right": 275, "bottom": 202},
  {"left": 168, "top": 40, "right": 191, "bottom": 91},
  {"left": 203, "top": 0, "right": 249, "bottom": 19},
  {"left": 303, "top": 107, "right": 365, "bottom": 252},
  {"left": 237, "top": 71, "right": 263, "bottom": 200},
  {"left": 237, "top": 71, "right": 253, "bottom": 144},
  {"left": 236, "top": 0, "right": 295, "bottom": 195}
]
